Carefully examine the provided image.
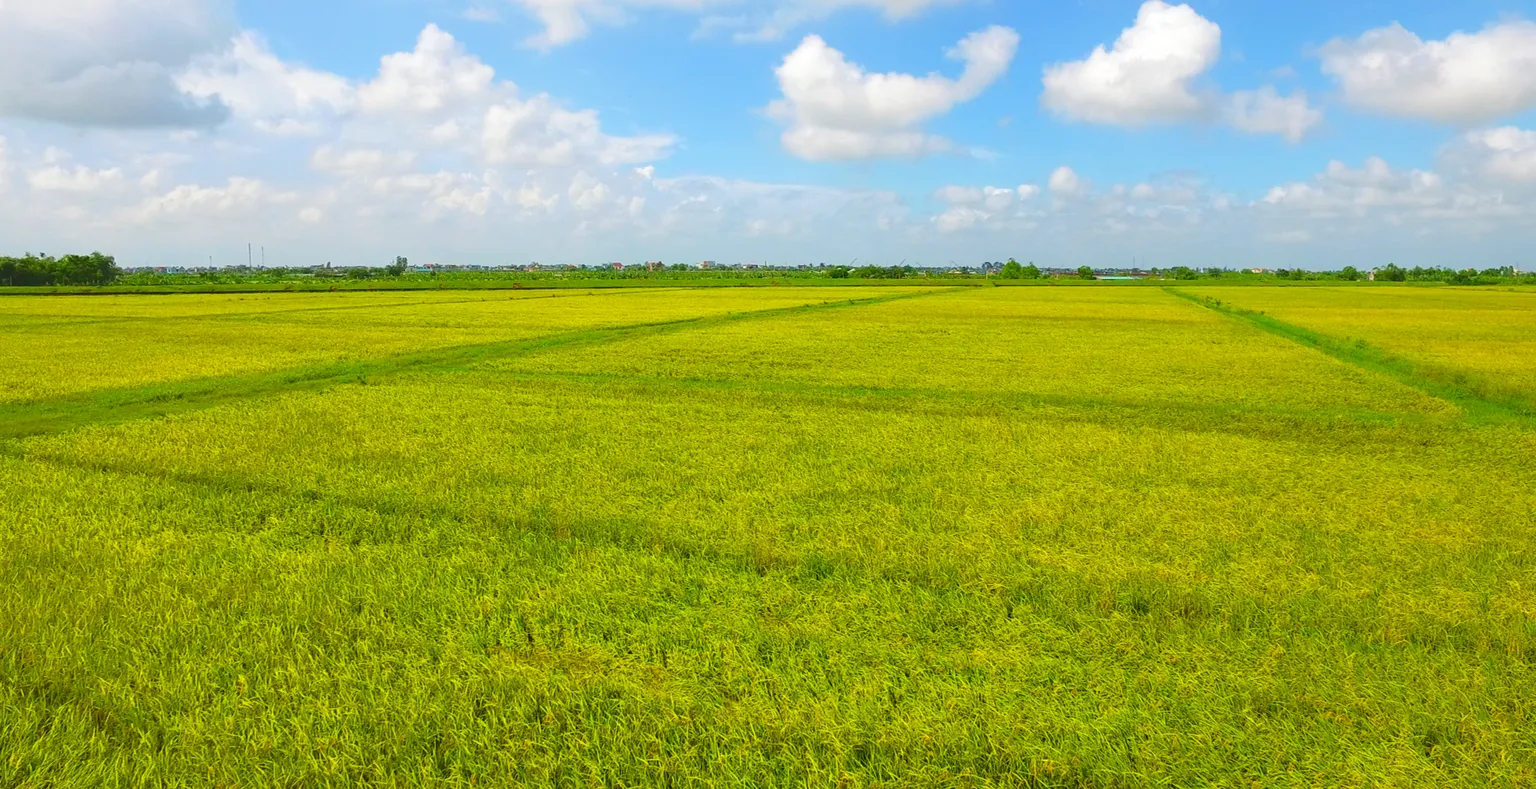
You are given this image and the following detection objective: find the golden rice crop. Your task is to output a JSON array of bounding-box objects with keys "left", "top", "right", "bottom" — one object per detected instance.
[
  {"left": 1, "top": 283, "right": 1533, "bottom": 787},
  {"left": 494, "top": 287, "right": 1458, "bottom": 418},
  {"left": 1191, "top": 285, "right": 1536, "bottom": 406},
  {"left": 0, "top": 287, "right": 906, "bottom": 404}
]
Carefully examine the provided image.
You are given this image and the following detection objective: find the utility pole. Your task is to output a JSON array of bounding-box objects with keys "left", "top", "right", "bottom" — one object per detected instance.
[
  {"left": 261, "top": 246, "right": 265, "bottom": 267},
  {"left": 247, "top": 243, "right": 252, "bottom": 269}
]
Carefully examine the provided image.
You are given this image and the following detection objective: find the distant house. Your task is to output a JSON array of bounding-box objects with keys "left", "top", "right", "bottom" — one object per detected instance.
[
  {"left": 645, "top": 260, "right": 665, "bottom": 272},
  {"left": 610, "top": 261, "right": 625, "bottom": 271},
  {"left": 1250, "top": 268, "right": 1270, "bottom": 274},
  {"left": 699, "top": 261, "right": 715, "bottom": 269}
]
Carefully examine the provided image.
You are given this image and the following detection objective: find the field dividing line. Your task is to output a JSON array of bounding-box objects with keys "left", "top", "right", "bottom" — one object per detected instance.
[
  {"left": 1164, "top": 287, "right": 1536, "bottom": 425},
  {"left": 0, "top": 288, "right": 955, "bottom": 440}
]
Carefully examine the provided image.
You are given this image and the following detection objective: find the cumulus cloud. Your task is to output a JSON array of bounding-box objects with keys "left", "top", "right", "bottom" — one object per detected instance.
[
  {"left": 0, "top": 0, "right": 232, "bottom": 127},
  {"left": 930, "top": 182, "right": 1041, "bottom": 233},
  {"left": 178, "top": 32, "right": 353, "bottom": 131},
  {"left": 1319, "top": 21, "right": 1536, "bottom": 123},
  {"left": 1258, "top": 156, "right": 1527, "bottom": 227},
  {"left": 358, "top": 25, "right": 496, "bottom": 115},
  {"left": 1042, "top": 1, "right": 1220, "bottom": 125},
  {"left": 287, "top": 25, "right": 678, "bottom": 168},
  {"left": 1042, "top": 1, "right": 1321, "bottom": 141},
  {"left": 310, "top": 147, "right": 418, "bottom": 179},
  {"left": 27, "top": 164, "right": 126, "bottom": 193},
  {"left": 1226, "top": 87, "right": 1323, "bottom": 143},
  {"left": 935, "top": 184, "right": 1032, "bottom": 211},
  {"left": 137, "top": 177, "right": 292, "bottom": 220},
  {"left": 767, "top": 25, "right": 1019, "bottom": 160},
  {"left": 1049, "top": 166, "right": 1089, "bottom": 198},
  {"left": 481, "top": 96, "right": 676, "bottom": 167},
  {"left": 1442, "top": 127, "right": 1536, "bottom": 183}
]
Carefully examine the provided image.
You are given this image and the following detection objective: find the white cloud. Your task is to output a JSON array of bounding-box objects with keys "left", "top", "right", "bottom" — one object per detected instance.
[
  {"left": 358, "top": 25, "right": 495, "bottom": 115},
  {"left": 1226, "top": 87, "right": 1322, "bottom": 143},
  {"left": 1319, "top": 21, "right": 1536, "bottom": 123},
  {"left": 934, "top": 185, "right": 982, "bottom": 205},
  {"left": 767, "top": 25, "right": 1018, "bottom": 161},
  {"left": 935, "top": 185, "right": 1019, "bottom": 211},
  {"left": 137, "top": 177, "right": 288, "bottom": 220},
  {"left": 0, "top": 0, "right": 232, "bottom": 127},
  {"left": 1042, "top": 1, "right": 1320, "bottom": 141},
  {"left": 481, "top": 96, "right": 675, "bottom": 166},
  {"left": 1443, "top": 127, "right": 1536, "bottom": 183},
  {"left": 1258, "top": 156, "right": 1528, "bottom": 228},
  {"left": 568, "top": 171, "right": 610, "bottom": 210},
  {"left": 254, "top": 119, "right": 326, "bottom": 136},
  {"left": 310, "top": 147, "right": 418, "bottom": 179},
  {"left": 1049, "top": 166, "right": 1089, "bottom": 198},
  {"left": 929, "top": 181, "right": 1046, "bottom": 233},
  {"left": 284, "top": 24, "right": 676, "bottom": 169},
  {"left": 1263, "top": 157, "right": 1443, "bottom": 215},
  {"left": 933, "top": 206, "right": 986, "bottom": 233},
  {"left": 1041, "top": 1, "right": 1220, "bottom": 125},
  {"left": 178, "top": 32, "right": 353, "bottom": 130},
  {"left": 27, "top": 164, "right": 126, "bottom": 193}
]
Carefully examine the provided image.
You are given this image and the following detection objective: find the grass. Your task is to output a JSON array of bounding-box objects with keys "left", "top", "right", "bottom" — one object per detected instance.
[{"left": 1, "top": 284, "right": 1534, "bottom": 787}]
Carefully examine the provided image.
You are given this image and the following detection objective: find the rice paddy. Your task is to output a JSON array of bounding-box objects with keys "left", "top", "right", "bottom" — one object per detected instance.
[{"left": 1, "top": 283, "right": 1533, "bottom": 787}]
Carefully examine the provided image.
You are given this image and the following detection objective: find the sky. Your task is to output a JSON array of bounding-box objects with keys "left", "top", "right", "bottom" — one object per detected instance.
[{"left": 1, "top": 0, "right": 1535, "bottom": 270}]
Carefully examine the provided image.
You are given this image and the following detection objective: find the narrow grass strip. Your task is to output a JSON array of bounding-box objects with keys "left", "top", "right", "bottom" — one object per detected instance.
[
  {"left": 0, "top": 289, "right": 953, "bottom": 439},
  {"left": 1166, "top": 287, "right": 1536, "bottom": 425}
]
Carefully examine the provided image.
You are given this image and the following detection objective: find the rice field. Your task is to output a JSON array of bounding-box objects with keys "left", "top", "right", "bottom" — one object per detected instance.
[
  {"left": 1185, "top": 285, "right": 1536, "bottom": 412},
  {"left": 1, "top": 284, "right": 1533, "bottom": 787}
]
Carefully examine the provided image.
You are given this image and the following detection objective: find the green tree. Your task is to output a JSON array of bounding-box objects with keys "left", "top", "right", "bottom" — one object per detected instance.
[
  {"left": 1338, "top": 265, "right": 1361, "bottom": 281},
  {"left": 386, "top": 256, "right": 409, "bottom": 276},
  {"left": 1077, "top": 266, "right": 1096, "bottom": 280},
  {"left": 1377, "top": 263, "right": 1407, "bottom": 282},
  {"left": 1000, "top": 258, "right": 1023, "bottom": 279},
  {"left": 826, "top": 266, "right": 850, "bottom": 279},
  {"left": 1021, "top": 262, "right": 1041, "bottom": 279}
]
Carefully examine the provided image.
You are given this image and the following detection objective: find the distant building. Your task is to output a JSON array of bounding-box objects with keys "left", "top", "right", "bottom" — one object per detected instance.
[
  {"left": 610, "top": 261, "right": 625, "bottom": 271},
  {"left": 699, "top": 261, "right": 715, "bottom": 269},
  {"left": 645, "top": 260, "right": 665, "bottom": 272}
]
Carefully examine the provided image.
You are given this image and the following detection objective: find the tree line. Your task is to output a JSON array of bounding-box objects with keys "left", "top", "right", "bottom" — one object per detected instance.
[{"left": 1, "top": 253, "right": 121, "bottom": 286}]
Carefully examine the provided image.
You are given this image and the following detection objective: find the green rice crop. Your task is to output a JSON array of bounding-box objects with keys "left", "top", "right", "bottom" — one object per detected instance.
[{"left": 1, "top": 284, "right": 1533, "bottom": 787}]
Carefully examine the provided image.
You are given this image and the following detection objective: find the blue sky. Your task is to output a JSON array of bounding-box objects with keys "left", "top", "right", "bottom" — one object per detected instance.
[{"left": 1, "top": 0, "right": 1534, "bottom": 269}]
